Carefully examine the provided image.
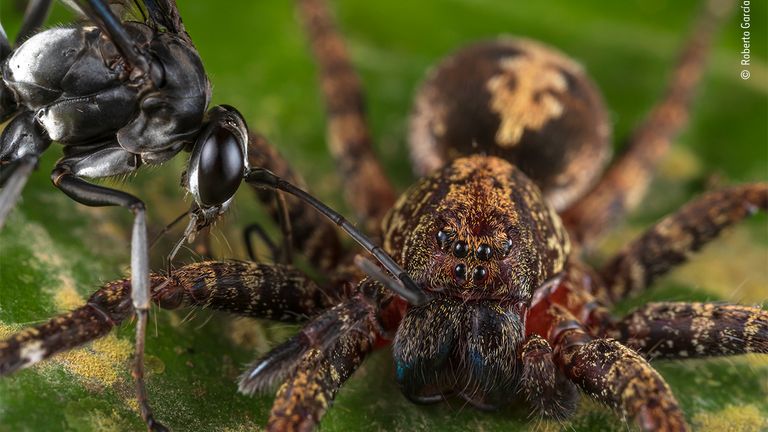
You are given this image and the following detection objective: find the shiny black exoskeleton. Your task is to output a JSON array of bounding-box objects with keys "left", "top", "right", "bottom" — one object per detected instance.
[
  {"left": 0, "top": 3, "right": 421, "bottom": 430},
  {"left": 0, "top": 3, "right": 250, "bottom": 429},
  {"left": 0, "top": 9, "right": 246, "bottom": 223}
]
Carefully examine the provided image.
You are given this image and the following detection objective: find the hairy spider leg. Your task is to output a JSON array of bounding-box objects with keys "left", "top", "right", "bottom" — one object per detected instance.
[
  {"left": 297, "top": 0, "right": 397, "bottom": 235},
  {"left": 613, "top": 302, "right": 768, "bottom": 359},
  {"left": 0, "top": 261, "right": 344, "bottom": 375},
  {"left": 520, "top": 333, "right": 579, "bottom": 420},
  {"left": 598, "top": 183, "right": 768, "bottom": 304},
  {"left": 562, "top": 0, "right": 736, "bottom": 247},
  {"left": 529, "top": 294, "right": 687, "bottom": 432},
  {"left": 239, "top": 279, "right": 389, "bottom": 432}
]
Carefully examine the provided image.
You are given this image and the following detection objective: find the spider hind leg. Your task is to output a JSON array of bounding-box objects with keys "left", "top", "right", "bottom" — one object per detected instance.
[{"left": 614, "top": 302, "right": 768, "bottom": 359}]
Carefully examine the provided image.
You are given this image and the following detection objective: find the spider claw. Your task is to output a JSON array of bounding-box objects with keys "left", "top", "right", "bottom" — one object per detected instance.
[{"left": 238, "top": 336, "right": 305, "bottom": 395}]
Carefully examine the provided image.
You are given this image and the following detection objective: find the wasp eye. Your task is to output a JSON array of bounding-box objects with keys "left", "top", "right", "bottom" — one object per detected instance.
[
  {"left": 194, "top": 127, "right": 244, "bottom": 207},
  {"left": 453, "top": 240, "right": 469, "bottom": 258}
]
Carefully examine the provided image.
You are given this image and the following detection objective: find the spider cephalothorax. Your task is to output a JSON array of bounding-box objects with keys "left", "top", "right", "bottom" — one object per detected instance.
[
  {"left": 383, "top": 155, "right": 572, "bottom": 410},
  {"left": 384, "top": 155, "right": 569, "bottom": 301}
]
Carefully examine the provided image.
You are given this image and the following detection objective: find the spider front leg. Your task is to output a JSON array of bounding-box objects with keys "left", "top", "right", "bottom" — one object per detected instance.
[
  {"left": 542, "top": 308, "right": 685, "bottom": 431},
  {"left": 530, "top": 288, "right": 687, "bottom": 431},
  {"left": 267, "top": 324, "right": 375, "bottom": 432},
  {"left": 520, "top": 334, "right": 578, "bottom": 420},
  {"left": 0, "top": 260, "right": 340, "bottom": 375},
  {"left": 557, "top": 329, "right": 687, "bottom": 432},
  {"left": 562, "top": 0, "right": 735, "bottom": 246},
  {"left": 612, "top": 302, "right": 767, "bottom": 359},
  {"left": 240, "top": 279, "right": 386, "bottom": 432}
]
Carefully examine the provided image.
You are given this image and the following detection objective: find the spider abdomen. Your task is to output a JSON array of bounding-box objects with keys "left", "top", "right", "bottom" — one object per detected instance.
[{"left": 409, "top": 38, "right": 611, "bottom": 211}]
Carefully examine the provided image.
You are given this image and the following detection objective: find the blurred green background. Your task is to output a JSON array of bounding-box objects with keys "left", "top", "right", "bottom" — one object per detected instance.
[{"left": 0, "top": 0, "right": 766, "bottom": 431}]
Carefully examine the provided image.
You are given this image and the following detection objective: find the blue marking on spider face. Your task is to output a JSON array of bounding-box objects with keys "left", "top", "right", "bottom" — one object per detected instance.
[
  {"left": 435, "top": 342, "right": 451, "bottom": 364},
  {"left": 469, "top": 350, "right": 485, "bottom": 370},
  {"left": 396, "top": 360, "right": 412, "bottom": 383}
]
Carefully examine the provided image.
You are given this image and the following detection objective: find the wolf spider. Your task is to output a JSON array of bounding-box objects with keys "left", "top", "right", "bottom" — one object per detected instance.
[{"left": 1, "top": 0, "right": 766, "bottom": 430}]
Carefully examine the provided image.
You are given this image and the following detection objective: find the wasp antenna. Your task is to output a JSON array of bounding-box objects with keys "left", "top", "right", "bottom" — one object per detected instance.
[{"left": 354, "top": 255, "right": 429, "bottom": 306}]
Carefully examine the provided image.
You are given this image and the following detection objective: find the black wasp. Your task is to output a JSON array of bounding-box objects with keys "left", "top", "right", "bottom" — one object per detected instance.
[{"left": 0, "top": 1, "right": 421, "bottom": 430}]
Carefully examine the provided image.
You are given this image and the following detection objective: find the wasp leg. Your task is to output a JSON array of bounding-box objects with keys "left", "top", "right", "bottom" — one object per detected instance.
[
  {"left": 274, "top": 191, "right": 294, "bottom": 264},
  {"left": 48, "top": 153, "right": 165, "bottom": 429},
  {"left": 612, "top": 302, "right": 768, "bottom": 360},
  {"left": 562, "top": 0, "right": 734, "bottom": 247},
  {"left": 597, "top": 183, "right": 767, "bottom": 304},
  {"left": 297, "top": 0, "right": 397, "bottom": 234},
  {"left": 0, "top": 19, "right": 10, "bottom": 60},
  {"left": 15, "top": 0, "right": 53, "bottom": 45},
  {"left": 72, "top": 0, "right": 150, "bottom": 74},
  {"left": 241, "top": 191, "right": 293, "bottom": 264},
  {"left": 244, "top": 222, "right": 282, "bottom": 263},
  {"left": 0, "top": 111, "right": 52, "bottom": 227}
]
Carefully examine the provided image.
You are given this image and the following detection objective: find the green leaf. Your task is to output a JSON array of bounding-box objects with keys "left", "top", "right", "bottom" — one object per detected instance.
[{"left": 1, "top": 1, "right": 766, "bottom": 431}]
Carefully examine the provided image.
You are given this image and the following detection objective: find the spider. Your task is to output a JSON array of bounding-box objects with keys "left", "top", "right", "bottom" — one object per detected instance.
[{"left": 1, "top": 0, "right": 768, "bottom": 430}]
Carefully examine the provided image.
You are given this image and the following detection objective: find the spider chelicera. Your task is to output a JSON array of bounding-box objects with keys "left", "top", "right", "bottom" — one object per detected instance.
[{"left": 1, "top": 0, "right": 766, "bottom": 431}]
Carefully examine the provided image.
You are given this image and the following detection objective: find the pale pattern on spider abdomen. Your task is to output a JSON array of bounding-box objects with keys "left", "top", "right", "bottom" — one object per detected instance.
[
  {"left": 409, "top": 38, "right": 611, "bottom": 211},
  {"left": 487, "top": 48, "right": 568, "bottom": 147}
]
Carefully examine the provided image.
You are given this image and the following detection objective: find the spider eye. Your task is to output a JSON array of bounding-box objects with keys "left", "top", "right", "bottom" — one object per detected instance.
[
  {"left": 452, "top": 240, "right": 469, "bottom": 258},
  {"left": 436, "top": 229, "right": 454, "bottom": 249},
  {"left": 190, "top": 124, "right": 245, "bottom": 207},
  {"left": 453, "top": 263, "right": 467, "bottom": 282},
  {"left": 476, "top": 243, "right": 493, "bottom": 261},
  {"left": 500, "top": 239, "right": 513, "bottom": 257},
  {"left": 472, "top": 266, "right": 488, "bottom": 283}
]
